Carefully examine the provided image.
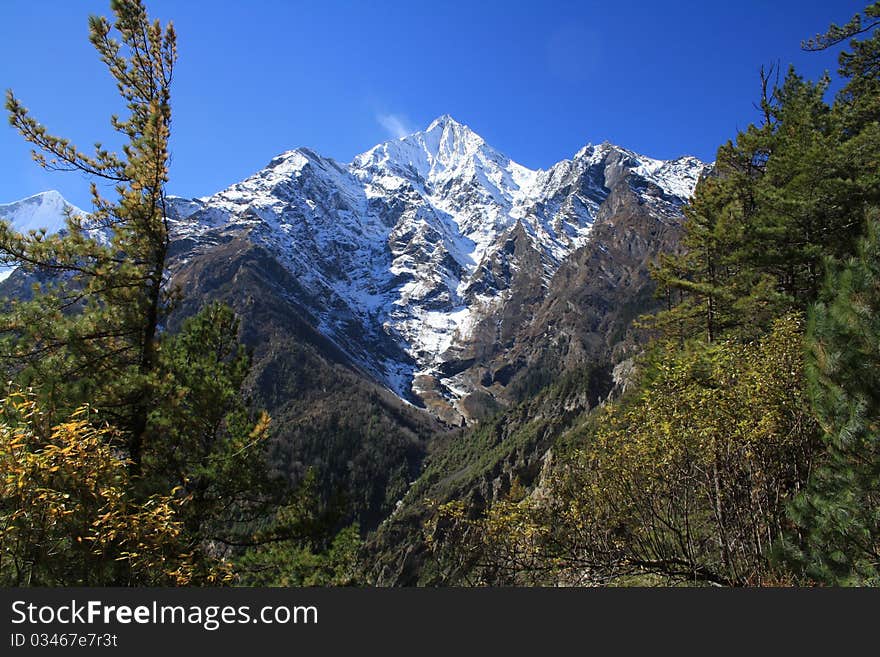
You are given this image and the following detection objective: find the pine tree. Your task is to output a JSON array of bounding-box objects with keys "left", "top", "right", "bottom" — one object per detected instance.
[
  {"left": 786, "top": 213, "right": 880, "bottom": 584},
  {"left": 1, "top": 0, "right": 177, "bottom": 474},
  {"left": 648, "top": 65, "right": 864, "bottom": 344},
  {"left": 145, "top": 303, "right": 278, "bottom": 549},
  {"left": 780, "top": 0, "right": 880, "bottom": 587},
  {"left": 647, "top": 173, "right": 740, "bottom": 343},
  {"left": 647, "top": 121, "right": 788, "bottom": 343},
  {"left": 804, "top": 2, "right": 880, "bottom": 134},
  {"left": 749, "top": 69, "right": 873, "bottom": 303},
  {"left": 0, "top": 1, "right": 320, "bottom": 583}
]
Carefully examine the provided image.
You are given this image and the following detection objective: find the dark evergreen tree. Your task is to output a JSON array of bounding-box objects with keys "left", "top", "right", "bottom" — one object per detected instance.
[
  {"left": 804, "top": 2, "right": 880, "bottom": 134},
  {"left": 649, "top": 65, "right": 866, "bottom": 343},
  {"left": 786, "top": 213, "right": 880, "bottom": 584},
  {"left": 647, "top": 119, "right": 790, "bottom": 342},
  {"left": 780, "top": 1, "right": 880, "bottom": 587}
]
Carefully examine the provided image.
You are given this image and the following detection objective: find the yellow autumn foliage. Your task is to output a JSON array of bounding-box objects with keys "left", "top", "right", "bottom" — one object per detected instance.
[
  {"left": 0, "top": 390, "right": 232, "bottom": 586},
  {"left": 433, "top": 315, "right": 819, "bottom": 586}
]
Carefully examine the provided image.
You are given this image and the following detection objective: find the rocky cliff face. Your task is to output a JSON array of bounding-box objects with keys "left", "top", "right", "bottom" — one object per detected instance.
[{"left": 476, "top": 149, "right": 698, "bottom": 402}]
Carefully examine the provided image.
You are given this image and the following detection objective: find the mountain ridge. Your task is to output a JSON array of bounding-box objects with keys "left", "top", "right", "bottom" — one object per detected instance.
[{"left": 1, "top": 115, "right": 708, "bottom": 423}]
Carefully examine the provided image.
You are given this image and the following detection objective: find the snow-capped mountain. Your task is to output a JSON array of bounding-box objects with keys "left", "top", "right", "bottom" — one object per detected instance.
[
  {"left": 1, "top": 116, "right": 707, "bottom": 421},
  {"left": 0, "top": 191, "right": 85, "bottom": 281}
]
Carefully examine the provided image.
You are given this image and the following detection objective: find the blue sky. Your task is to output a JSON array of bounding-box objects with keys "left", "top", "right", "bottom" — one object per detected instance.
[{"left": 0, "top": 0, "right": 867, "bottom": 209}]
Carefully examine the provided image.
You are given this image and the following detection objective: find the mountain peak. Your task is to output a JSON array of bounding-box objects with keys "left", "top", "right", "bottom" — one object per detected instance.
[
  {"left": 0, "top": 191, "right": 86, "bottom": 270},
  {"left": 425, "top": 113, "right": 464, "bottom": 132},
  {"left": 418, "top": 114, "right": 485, "bottom": 154},
  {"left": 352, "top": 114, "right": 493, "bottom": 184},
  {"left": 2, "top": 189, "right": 65, "bottom": 207},
  {"left": 0, "top": 190, "right": 82, "bottom": 219}
]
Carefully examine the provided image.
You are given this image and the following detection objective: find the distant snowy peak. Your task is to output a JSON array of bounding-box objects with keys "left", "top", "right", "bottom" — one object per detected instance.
[
  {"left": 156, "top": 116, "right": 709, "bottom": 409},
  {"left": 0, "top": 190, "right": 85, "bottom": 235},
  {"left": 0, "top": 191, "right": 87, "bottom": 281}
]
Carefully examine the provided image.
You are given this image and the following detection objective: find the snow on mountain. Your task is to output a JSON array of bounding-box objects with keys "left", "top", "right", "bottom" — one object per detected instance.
[
  {"left": 573, "top": 142, "right": 706, "bottom": 201},
  {"left": 0, "top": 190, "right": 83, "bottom": 234},
  {"left": 353, "top": 114, "right": 539, "bottom": 250},
  {"left": 2, "top": 118, "right": 708, "bottom": 411},
  {"left": 0, "top": 191, "right": 86, "bottom": 281}
]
